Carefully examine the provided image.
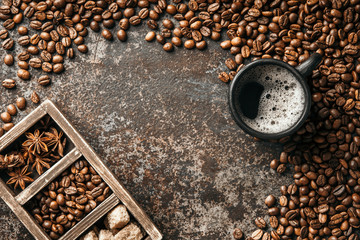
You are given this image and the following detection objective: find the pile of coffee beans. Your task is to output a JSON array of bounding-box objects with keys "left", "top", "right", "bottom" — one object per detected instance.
[{"left": 27, "top": 159, "right": 111, "bottom": 239}]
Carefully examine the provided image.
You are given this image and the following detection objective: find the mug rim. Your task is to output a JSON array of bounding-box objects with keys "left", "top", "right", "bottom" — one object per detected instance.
[{"left": 228, "top": 58, "right": 312, "bottom": 140}]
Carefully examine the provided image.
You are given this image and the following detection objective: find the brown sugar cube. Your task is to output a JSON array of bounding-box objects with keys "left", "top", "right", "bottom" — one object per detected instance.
[
  {"left": 104, "top": 205, "right": 130, "bottom": 231},
  {"left": 80, "top": 230, "right": 99, "bottom": 240},
  {"left": 113, "top": 223, "right": 143, "bottom": 240},
  {"left": 99, "top": 229, "right": 114, "bottom": 240}
]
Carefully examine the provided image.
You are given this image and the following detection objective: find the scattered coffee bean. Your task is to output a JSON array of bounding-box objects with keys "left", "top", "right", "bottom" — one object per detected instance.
[
  {"left": 184, "top": 40, "right": 195, "bottom": 49},
  {"left": 29, "top": 58, "right": 42, "bottom": 68},
  {"left": 1, "top": 112, "right": 11, "bottom": 123},
  {"left": 17, "top": 26, "right": 28, "bottom": 35},
  {"left": 53, "top": 63, "right": 64, "bottom": 74},
  {"left": 196, "top": 41, "right": 207, "bottom": 50},
  {"left": 254, "top": 217, "right": 266, "bottom": 229},
  {"left": 77, "top": 45, "right": 88, "bottom": 53},
  {"left": 15, "top": 97, "right": 26, "bottom": 110},
  {"left": 156, "top": 34, "right": 165, "bottom": 44},
  {"left": 145, "top": 31, "right": 156, "bottom": 42},
  {"left": 38, "top": 75, "right": 51, "bottom": 86},
  {"left": 2, "top": 38, "right": 14, "bottom": 50},
  {"left": 163, "top": 19, "right": 174, "bottom": 29},
  {"left": 264, "top": 195, "right": 276, "bottom": 207},
  {"left": 0, "top": 29, "right": 8, "bottom": 39},
  {"left": 3, "top": 54, "right": 13, "bottom": 66},
  {"left": 163, "top": 42, "right": 173, "bottom": 52},
  {"left": 2, "top": 79, "right": 16, "bottom": 89},
  {"left": 18, "top": 61, "right": 29, "bottom": 70},
  {"left": 116, "top": 30, "right": 127, "bottom": 42},
  {"left": 3, "top": 123, "right": 14, "bottom": 131},
  {"left": 233, "top": 228, "right": 243, "bottom": 240},
  {"left": 102, "top": 29, "right": 113, "bottom": 41},
  {"left": 31, "top": 91, "right": 40, "bottom": 104},
  {"left": 6, "top": 104, "right": 17, "bottom": 116},
  {"left": 17, "top": 69, "right": 30, "bottom": 80}
]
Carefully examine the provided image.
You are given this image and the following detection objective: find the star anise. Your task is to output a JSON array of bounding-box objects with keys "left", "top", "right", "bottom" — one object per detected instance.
[
  {"left": 6, "top": 165, "right": 34, "bottom": 190},
  {"left": 45, "top": 127, "right": 66, "bottom": 157},
  {"left": 0, "top": 152, "right": 25, "bottom": 170},
  {"left": 39, "top": 115, "right": 52, "bottom": 129},
  {"left": 22, "top": 129, "right": 51, "bottom": 155},
  {"left": 30, "top": 153, "right": 52, "bottom": 175}
]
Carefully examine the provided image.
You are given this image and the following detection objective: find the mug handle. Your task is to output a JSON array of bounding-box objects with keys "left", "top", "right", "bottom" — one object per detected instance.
[{"left": 295, "top": 53, "right": 322, "bottom": 78}]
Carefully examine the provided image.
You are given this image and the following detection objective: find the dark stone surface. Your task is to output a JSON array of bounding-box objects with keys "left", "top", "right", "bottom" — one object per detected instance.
[{"left": 0, "top": 26, "right": 292, "bottom": 239}]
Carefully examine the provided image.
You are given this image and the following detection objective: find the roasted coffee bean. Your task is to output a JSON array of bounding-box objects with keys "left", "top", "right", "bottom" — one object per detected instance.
[
  {"left": 252, "top": 229, "right": 263, "bottom": 240},
  {"left": 30, "top": 34, "right": 40, "bottom": 45},
  {"left": 27, "top": 46, "right": 39, "bottom": 55},
  {"left": 89, "top": 21, "right": 100, "bottom": 32},
  {"left": 66, "top": 48, "right": 75, "bottom": 59},
  {"left": 64, "top": 186, "right": 77, "bottom": 195},
  {"left": 255, "top": 217, "right": 266, "bottom": 229},
  {"left": 129, "top": 15, "right": 141, "bottom": 25},
  {"left": 233, "top": 228, "right": 243, "bottom": 240},
  {"left": 3, "top": 54, "right": 13, "bottom": 66},
  {"left": 156, "top": 34, "right": 165, "bottom": 44},
  {"left": 171, "top": 37, "right": 182, "bottom": 47},
  {"left": 218, "top": 72, "right": 229, "bottom": 83},
  {"left": 30, "top": 91, "right": 40, "bottom": 104},
  {"left": 17, "top": 26, "right": 28, "bottom": 36},
  {"left": 2, "top": 38, "right": 14, "bottom": 50},
  {"left": 116, "top": 30, "right": 126, "bottom": 42},
  {"left": 3, "top": 123, "right": 14, "bottom": 131},
  {"left": 90, "top": 187, "right": 102, "bottom": 198},
  {"left": 38, "top": 75, "right": 51, "bottom": 86},
  {"left": 163, "top": 19, "right": 174, "bottom": 29},
  {"left": 18, "top": 51, "right": 30, "bottom": 61},
  {"left": 196, "top": 41, "right": 207, "bottom": 50},
  {"left": 6, "top": 104, "right": 17, "bottom": 116},
  {"left": 17, "top": 69, "right": 30, "bottom": 80},
  {"left": 2, "top": 79, "right": 15, "bottom": 89},
  {"left": 163, "top": 42, "right": 173, "bottom": 52},
  {"left": 16, "top": 97, "right": 26, "bottom": 110},
  {"left": 102, "top": 29, "right": 113, "bottom": 40},
  {"left": 220, "top": 40, "right": 231, "bottom": 49},
  {"left": 269, "top": 216, "right": 278, "bottom": 228},
  {"left": 42, "top": 62, "right": 52, "bottom": 73},
  {"left": 18, "top": 61, "right": 29, "bottom": 70},
  {"left": 0, "top": 29, "right": 8, "bottom": 39},
  {"left": 147, "top": 19, "right": 158, "bottom": 30},
  {"left": 265, "top": 195, "right": 276, "bottom": 207},
  {"left": 225, "top": 58, "right": 236, "bottom": 70},
  {"left": 52, "top": 55, "right": 64, "bottom": 64},
  {"left": 53, "top": 63, "right": 64, "bottom": 74},
  {"left": 184, "top": 39, "right": 195, "bottom": 49},
  {"left": 29, "top": 58, "right": 42, "bottom": 68},
  {"left": 18, "top": 35, "right": 30, "bottom": 46},
  {"left": 145, "top": 31, "right": 156, "bottom": 41},
  {"left": 77, "top": 44, "right": 88, "bottom": 53},
  {"left": 3, "top": 19, "right": 15, "bottom": 30}
]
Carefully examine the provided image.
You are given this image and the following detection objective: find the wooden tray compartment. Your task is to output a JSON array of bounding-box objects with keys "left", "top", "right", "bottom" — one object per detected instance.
[
  {"left": 0, "top": 100, "right": 162, "bottom": 240},
  {"left": 0, "top": 115, "right": 75, "bottom": 196}
]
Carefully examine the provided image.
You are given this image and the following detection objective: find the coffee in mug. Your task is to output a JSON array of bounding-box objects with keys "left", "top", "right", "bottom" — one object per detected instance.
[
  {"left": 229, "top": 53, "right": 322, "bottom": 139},
  {"left": 238, "top": 65, "right": 306, "bottom": 134}
]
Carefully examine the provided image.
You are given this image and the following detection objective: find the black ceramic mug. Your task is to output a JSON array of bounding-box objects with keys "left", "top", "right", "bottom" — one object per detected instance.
[{"left": 229, "top": 53, "right": 322, "bottom": 140}]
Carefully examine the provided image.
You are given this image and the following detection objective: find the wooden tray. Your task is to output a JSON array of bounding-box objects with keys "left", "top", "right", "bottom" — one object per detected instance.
[{"left": 0, "top": 100, "right": 162, "bottom": 240}]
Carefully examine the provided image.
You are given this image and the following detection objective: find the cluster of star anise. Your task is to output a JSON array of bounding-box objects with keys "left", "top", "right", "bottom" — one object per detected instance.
[{"left": 0, "top": 117, "right": 67, "bottom": 190}]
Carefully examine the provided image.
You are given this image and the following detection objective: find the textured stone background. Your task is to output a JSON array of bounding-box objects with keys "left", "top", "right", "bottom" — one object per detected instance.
[{"left": 0, "top": 24, "right": 293, "bottom": 239}]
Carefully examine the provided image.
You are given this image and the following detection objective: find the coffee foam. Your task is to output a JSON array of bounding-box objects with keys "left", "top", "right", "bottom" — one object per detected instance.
[{"left": 239, "top": 65, "right": 305, "bottom": 134}]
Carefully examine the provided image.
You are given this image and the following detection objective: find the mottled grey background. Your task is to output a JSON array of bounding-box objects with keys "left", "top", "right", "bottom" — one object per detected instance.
[{"left": 0, "top": 23, "right": 292, "bottom": 239}]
